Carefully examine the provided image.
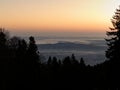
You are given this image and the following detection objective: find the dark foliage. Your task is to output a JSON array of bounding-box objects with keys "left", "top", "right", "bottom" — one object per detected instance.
[
  {"left": 106, "top": 6, "right": 120, "bottom": 62},
  {"left": 105, "top": 6, "right": 120, "bottom": 86}
]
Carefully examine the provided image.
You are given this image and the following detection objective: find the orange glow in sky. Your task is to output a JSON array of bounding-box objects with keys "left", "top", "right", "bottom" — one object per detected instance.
[{"left": 0, "top": 0, "right": 120, "bottom": 34}]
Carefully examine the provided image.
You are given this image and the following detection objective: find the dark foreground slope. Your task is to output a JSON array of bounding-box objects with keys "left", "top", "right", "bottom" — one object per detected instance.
[{"left": 0, "top": 29, "right": 120, "bottom": 90}]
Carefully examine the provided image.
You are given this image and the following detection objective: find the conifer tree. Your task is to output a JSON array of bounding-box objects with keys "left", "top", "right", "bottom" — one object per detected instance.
[
  {"left": 0, "top": 28, "right": 8, "bottom": 49},
  {"left": 27, "top": 36, "right": 39, "bottom": 62},
  {"left": 106, "top": 6, "right": 120, "bottom": 62}
]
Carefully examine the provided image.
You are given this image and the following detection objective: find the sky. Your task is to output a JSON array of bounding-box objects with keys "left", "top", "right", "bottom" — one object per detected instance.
[{"left": 0, "top": 0, "right": 120, "bottom": 36}]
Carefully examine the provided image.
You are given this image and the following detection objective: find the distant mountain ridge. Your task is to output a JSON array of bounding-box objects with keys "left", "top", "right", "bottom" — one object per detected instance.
[{"left": 37, "top": 41, "right": 106, "bottom": 51}]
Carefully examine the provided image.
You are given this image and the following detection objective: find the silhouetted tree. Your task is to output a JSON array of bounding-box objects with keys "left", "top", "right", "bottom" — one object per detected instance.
[
  {"left": 27, "top": 36, "right": 39, "bottom": 63},
  {"left": 106, "top": 6, "right": 120, "bottom": 62},
  {"left": 105, "top": 6, "right": 120, "bottom": 86},
  {"left": 21, "top": 36, "right": 40, "bottom": 89},
  {"left": 58, "top": 59, "right": 61, "bottom": 65},
  {"left": 27, "top": 36, "right": 40, "bottom": 66},
  {"left": 0, "top": 28, "right": 14, "bottom": 90},
  {"left": 0, "top": 28, "right": 8, "bottom": 90},
  {"left": 0, "top": 28, "right": 9, "bottom": 57},
  {"left": 8, "top": 36, "right": 21, "bottom": 49},
  {"left": 51, "top": 57, "right": 59, "bottom": 71},
  {"left": 0, "top": 28, "right": 7, "bottom": 48},
  {"left": 47, "top": 56, "right": 52, "bottom": 65},
  {"left": 71, "top": 54, "right": 79, "bottom": 65},
  {"left": 62, "top": 56, "right": 71, "bottom": 66},
  {"left": 80, "top": 57, "right": 85, "bottom": 68},
  {"left": 71, "top": 54, "right": 76, "bottom": 60}
]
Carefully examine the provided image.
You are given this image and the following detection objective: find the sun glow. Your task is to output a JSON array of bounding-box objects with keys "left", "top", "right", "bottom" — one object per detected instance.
[{"left": 0, "top": 0, "right": 120, "bottom": 34}]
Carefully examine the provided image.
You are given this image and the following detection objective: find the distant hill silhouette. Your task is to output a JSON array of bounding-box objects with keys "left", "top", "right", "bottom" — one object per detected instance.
[{"left": 38, "top": 41, "right": 106, "bottom": 50}]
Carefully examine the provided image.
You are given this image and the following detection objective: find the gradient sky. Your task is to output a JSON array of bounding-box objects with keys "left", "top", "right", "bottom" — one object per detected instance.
[{"left": 0, "top": 0, "right": 120, "bottom": 36}]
